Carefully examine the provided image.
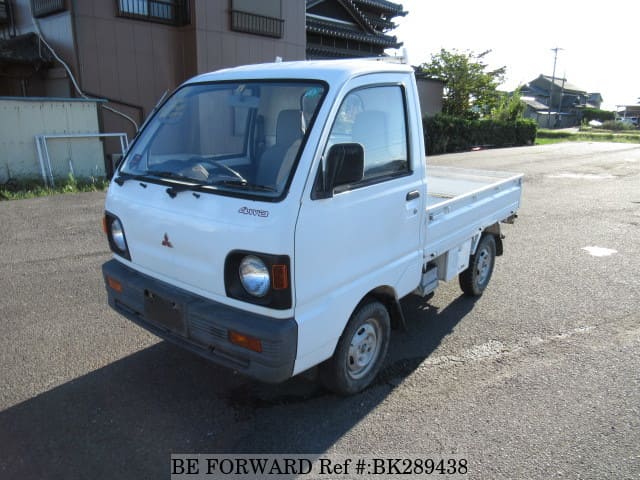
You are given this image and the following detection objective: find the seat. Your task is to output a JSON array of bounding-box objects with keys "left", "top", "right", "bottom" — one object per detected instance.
[{"left": 255, "top": 109, "right": 302, "bottom": 187}]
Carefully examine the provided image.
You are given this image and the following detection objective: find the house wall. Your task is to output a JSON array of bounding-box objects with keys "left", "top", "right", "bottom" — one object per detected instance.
[
  {"left": 71, "top": 0, "right": 305, "bottom": 125},
  {"left": 71, "top": 0, "right": 196, "bottom": 142},
  {"left": 531, "top": 112, "right": 577, "bottom": 129},
  {"left": 193, "top": 0, "right": 306, "bottom": 73},
  {"left": 0, "top": 97, "right": 104, "bottom": 182}
]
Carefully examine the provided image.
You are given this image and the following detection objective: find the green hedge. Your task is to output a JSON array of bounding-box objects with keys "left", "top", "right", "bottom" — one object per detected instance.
[
  {"left": 582, "top": 108, "right": 615, "bottom": 123},
  {"left": 424, "top": 114, "right": 537, "bottom": 155}
]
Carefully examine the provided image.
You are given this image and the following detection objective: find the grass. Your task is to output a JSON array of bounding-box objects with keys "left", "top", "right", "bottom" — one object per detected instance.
[
  {"left": 0, "top": 174, "right": 109, "bottom": 201},
  {"left": 536, "top": 128, "right": 640, "bottom": 145}
]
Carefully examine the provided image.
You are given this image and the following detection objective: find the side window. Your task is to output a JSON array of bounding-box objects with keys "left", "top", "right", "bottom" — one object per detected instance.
[{"left": 328, "top": 85, "right": 409, "bottom": 183}]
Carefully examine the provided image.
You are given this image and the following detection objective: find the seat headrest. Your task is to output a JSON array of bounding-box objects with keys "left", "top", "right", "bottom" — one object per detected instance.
[{"left": 276, "top": 109, "right": 303, "bottom": 146}]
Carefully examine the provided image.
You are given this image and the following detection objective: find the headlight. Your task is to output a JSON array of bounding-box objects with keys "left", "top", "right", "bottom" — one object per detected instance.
[
  {"left": 110, "top": 218, "right": 127, "bottom": 252},
  {"left": 239, "top": 255, "right": 270, "bottom": 297},
  {"left": 225, "top": 251, "right": 291, "bottom": 309}
]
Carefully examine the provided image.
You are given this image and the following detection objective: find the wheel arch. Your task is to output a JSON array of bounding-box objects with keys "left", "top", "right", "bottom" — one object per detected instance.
[
  {"left": 483, "top": 222, "right": 504, "bottom": 256},
  {"left": 360, "top": 285, "right": 407, "bottom": 331}
]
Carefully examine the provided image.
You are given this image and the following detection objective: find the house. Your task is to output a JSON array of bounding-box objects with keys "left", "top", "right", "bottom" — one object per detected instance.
[
  {"left": 588, "top": 93, "right": 603, "bottom": 109},
  {"left": 519, "top": 74, "right": 602, "bottom": 128},
  {"left": 1, "top": 0, "right": 441, "bottom": 174},
  {"left": 305, "top": 0, "right": 405, "bottom": 59},
  {"left": 0, "top": 0, "right": 307, "bottom": 149},
  {"left": 616, "top": 104, "right": 640, "bottom": 126},
  {"left": 1, "top": 1, "right": 411, "bottom": 136},
  {"left": 414, "top": 70, "right": 443, "bottom": 118}
]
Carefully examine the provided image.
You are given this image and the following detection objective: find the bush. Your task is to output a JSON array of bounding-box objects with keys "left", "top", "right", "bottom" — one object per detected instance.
[
  {"left": 516, "top": 120, "right": 537, "bottom": 145},
  {"left": 600, "top": 120, "right": 636, "bottom": 131},
  {"left": 424, "top": 114, "right": 537, "bottom": 155},
  {"left": 582, "top": 108, "right": 615, "bottom": 123}
]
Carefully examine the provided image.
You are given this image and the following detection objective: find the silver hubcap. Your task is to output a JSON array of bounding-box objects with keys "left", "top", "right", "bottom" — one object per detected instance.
[
  {"left": 347, "top": 321, "right": 380, "bottom": 380},
  {"left": 476, "top": 247, "right": 491, "bottom": 285}
]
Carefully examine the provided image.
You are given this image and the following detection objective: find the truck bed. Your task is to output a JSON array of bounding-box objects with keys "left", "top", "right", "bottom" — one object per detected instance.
[{"left": 423, "top": 165, "right": 523, "bottom": 260}]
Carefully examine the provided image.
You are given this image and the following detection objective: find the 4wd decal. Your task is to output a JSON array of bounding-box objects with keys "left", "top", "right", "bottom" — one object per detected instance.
[{"left": 238, "top": 206, "right": 269, "bottom": 218}]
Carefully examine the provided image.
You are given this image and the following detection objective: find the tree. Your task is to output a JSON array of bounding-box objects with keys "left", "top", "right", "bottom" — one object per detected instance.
[
  {"left": 491, "top": 87, "right": 526, "bottom": 122},
  {"left": 419, "top": 49, "right": 506, "bottom": 119}
]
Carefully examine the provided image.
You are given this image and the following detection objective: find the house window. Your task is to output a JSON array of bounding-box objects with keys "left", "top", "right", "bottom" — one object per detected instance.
[
  {"left": 116, "top": 0, "right": 189, "bottom": 26},
  {"left": 32, "top": 0, "right": 66, "bottom": 18},
  {"left": 230, "top": 0, "right": 283, "bottom": 38}
]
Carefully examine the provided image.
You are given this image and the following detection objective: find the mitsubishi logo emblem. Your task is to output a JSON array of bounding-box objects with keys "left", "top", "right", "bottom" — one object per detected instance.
[{"left": 161, "top": 233, "right": 173, "bottom": 248}]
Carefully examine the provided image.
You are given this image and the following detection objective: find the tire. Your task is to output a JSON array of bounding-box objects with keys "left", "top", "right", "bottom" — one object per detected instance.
[
  {"left": 459, "top": 234, "right": 496, "bottom": 296},
  {"left": 319, "top": 301, "right": 391, "bottom": 395}
]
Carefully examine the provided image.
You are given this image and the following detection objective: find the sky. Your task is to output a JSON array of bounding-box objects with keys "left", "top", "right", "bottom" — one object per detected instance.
[{"left": 385, "top": 0, "right": 639, "bottom": 111}]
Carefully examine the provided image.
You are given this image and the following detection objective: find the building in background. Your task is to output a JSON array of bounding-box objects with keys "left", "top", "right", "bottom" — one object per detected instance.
[
  {"left": 0, "top": 0, "right": 306, "bottom": 155},
  {"left": 615, "top": 104, "right": 640, "bottom": 126},
  {"left": 413, "top": 71, "right": 443, "bottom": 119},
  {"left": 305, "top": 0, "right": 405, "bottom": 59},
  {"left": 520, "top": 74, "right": 602, "bottom": 128},
  {"left": 0, "top": 0, "right": 442, "bottom": 179}
]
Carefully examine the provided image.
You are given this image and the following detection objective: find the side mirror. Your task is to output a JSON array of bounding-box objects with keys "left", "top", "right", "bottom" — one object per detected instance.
[{"left": 319, "top": 143, "right": 364, "bottom": 198}]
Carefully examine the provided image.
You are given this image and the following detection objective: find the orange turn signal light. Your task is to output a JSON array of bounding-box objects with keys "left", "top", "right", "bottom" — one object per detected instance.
[
  {"left": 271, "top": 264, "right": 289, "bottom": 290},
  {"left": 228, "top": 330, "right": 262, "bottom": 353},
  {"left": 106, "top": 275, "right": 123, "bottom": 293},
  {"left": 102, "top": 216, "right": 108, "bottom": 234}
]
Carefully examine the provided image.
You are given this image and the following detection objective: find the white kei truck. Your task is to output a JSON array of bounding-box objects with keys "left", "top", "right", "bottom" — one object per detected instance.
[{"left": 102, "top": 59, "right": 523, "bottom": 395}]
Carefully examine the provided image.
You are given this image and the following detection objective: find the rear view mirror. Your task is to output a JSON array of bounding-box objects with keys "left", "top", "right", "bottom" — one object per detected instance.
[{"left": 317, "top": 143, "right": 364, "bottom": 198}]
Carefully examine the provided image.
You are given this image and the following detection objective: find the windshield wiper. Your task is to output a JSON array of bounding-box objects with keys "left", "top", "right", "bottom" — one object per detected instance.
[
  {"left": 214, "top": 179, "right": 277, "bottom": 192},
  {"left": 144, "top": 170, "right": 204, "bottom": 198},
  {"left": 113, "top": 173, "right": 149, "bottom": 186}
]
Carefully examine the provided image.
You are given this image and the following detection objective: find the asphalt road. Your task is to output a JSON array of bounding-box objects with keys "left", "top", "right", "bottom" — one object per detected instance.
[{"left": 1, "top": 142, "right": 639, "bottom": 479}]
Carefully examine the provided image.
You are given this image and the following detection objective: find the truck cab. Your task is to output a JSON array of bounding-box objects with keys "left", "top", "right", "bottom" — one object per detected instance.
[{"left": 103, "top": 59, "right": 522, "bottom": 395}]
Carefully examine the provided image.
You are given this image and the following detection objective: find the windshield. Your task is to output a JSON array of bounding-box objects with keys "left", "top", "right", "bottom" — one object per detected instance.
[{"left": 120, "top": 81, "right": 326, "bottom": 199}]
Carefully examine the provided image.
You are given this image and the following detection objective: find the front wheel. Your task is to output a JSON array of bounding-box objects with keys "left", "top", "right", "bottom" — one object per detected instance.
[
  {"left": 459, "top": 234, "right": 496, "bottom": 296},
  {"left": 319, "top": 301, "right": 390, "bottom": 395}
]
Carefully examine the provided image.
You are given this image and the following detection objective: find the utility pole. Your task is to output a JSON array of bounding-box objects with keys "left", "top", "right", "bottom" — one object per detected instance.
[{"left": 548, "top": 47, "right": 564, "bottom": 128}]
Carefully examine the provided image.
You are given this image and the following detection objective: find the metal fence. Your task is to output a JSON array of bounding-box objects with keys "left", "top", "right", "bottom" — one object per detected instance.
[
  {"left": 231, "top": 10, "right": 284, "bottom": 38},
  {"left": 32, "top": 0, "right": 66, "bottom": 18},
  {"left": 116, "top": 0, "right": 189, "bottom": 26}
]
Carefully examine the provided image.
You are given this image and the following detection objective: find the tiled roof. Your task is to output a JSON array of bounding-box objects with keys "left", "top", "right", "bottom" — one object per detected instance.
[
  {"left": 337, "top": 0, "right": 375, "bottom": 33},
  {"left": 521, "top": 97, "right": 549, "bottom": 111},
  {"left": 307, "top": 17, "right": 401, "bottom": 47},
  {"left": 362, "top": 12, "right": 396, "bottom": 31},
  {"left": 539, "top": 75, "right": 586, "bottom": 94},
  {"left": 307, "top": 45, "right": 382, "bottom": 58},
  {"left": 352, "top": 0, "right": 406, "bottom": 14},
  {"left": 305, "top": 0, "right": 405, "bottom": 56}
]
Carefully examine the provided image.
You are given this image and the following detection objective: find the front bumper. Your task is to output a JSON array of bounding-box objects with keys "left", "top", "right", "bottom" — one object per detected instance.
[{"left": 102, "top": 260, "right": 297, "bottom": 383}]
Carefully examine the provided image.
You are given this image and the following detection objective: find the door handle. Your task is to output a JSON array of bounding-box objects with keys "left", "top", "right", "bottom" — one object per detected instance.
[{"left": 406, "top": 190, "right": 420, "bottom": 201}]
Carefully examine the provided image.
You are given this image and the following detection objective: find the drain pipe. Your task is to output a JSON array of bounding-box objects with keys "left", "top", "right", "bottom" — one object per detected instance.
[{"left": 28, "top": 3, "right": 139, "bottom": 132}]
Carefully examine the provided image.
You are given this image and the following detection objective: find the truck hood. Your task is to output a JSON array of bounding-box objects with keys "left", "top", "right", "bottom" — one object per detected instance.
[{"left": 105, "top": 181, "right": 295, "bottom": 310}]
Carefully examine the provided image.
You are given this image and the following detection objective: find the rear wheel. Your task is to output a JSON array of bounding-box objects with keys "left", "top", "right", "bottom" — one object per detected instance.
[
  {"left": 459, "top": 234, "right": 496, "bottom": 296},
  {"left": 320, "top": 301, "right": 390, "bottom": 395}
]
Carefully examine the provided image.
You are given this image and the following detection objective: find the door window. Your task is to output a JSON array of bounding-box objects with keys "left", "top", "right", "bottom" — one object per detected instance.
[{"left": 327, "top": 85, "right": 409, "bottom": 183}]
